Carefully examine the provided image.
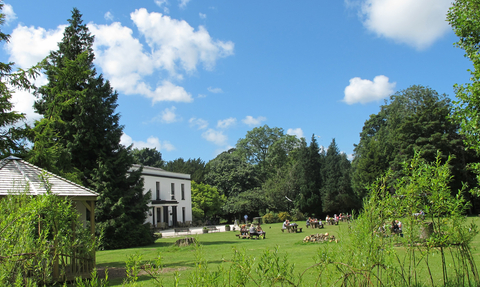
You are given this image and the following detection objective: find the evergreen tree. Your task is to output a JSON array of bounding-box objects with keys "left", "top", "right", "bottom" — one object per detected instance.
[
  {"left": 321, "top": 139, "right": 356, "bottom": 214},
  {"left": 295, "top": 135, "right": 323, "bottom": 217},
  {"left": 30, "top": 8, "right": 152, "bottom": 249}
]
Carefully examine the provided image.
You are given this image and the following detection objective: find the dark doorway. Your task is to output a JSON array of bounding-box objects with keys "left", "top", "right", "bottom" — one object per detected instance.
[{"left": 172, "top": 206, "right": 178, "bottom": 227}]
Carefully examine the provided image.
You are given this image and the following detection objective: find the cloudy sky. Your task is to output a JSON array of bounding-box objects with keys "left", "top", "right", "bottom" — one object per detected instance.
[{"left": 1, "top": 0, "right": 472, "bottom": 162}]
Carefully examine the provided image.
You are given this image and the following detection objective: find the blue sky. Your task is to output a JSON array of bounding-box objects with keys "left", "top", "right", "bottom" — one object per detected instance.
[{"left": 1, "top": 0, "right": 472, "bottom": 162}]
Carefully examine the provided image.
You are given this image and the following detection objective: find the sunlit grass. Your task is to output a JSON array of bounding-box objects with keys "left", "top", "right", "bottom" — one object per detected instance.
[{"left": 96, "top": 217, "right": 480, "bottom": 286}]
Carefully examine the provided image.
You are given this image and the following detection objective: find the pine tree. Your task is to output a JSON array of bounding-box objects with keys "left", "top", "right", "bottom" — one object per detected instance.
[
  {"left": 296, "top": 135, "right": 323, "bottom": 217},
  {"left": 321, "top": 139, "right": 357, "bottom": 215},
  {"left": 30, "top": 8, "right": 152, "bottom": 249}
]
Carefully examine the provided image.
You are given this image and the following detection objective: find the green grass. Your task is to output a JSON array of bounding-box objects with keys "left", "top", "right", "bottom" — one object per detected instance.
[{"left": 96, "top": 217, "right": 480, "bottom": 286}]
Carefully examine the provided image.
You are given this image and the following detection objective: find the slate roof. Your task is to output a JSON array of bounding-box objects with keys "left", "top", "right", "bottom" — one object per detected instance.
[{"left": 0, "top": 156, "right": 98, "bottom": 198}]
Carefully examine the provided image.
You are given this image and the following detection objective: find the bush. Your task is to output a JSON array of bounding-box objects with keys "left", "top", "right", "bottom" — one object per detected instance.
[
  {"left": 262, "top": 212, "right": 278, "bottom": 223},
  {"left": 278, "top": 211, "right": 291, "bottom": 222},
  {"left": 291, "top": 209, "right": 305, "bottom": 221}
]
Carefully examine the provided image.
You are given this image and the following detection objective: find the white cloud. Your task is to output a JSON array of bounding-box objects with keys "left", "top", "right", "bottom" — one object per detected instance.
[
  {"left": 154, "top": 0, "right": 170, "bottom": 13},
  {"left": 7, "top": 24, "right": 65, "bottom": 68},
  {"left": 121, "top": 133, "right": 175, "bottom": 151},
  {"left": 217, "top": 117, "right": 236, "bottom": 129},
  {"left": 3, "top": 4, "right": 16, "bottom": 25},
  {"left": 242, "top": 116, "right": 266, "bottom": 127},
  {"left": 343, "top": 75, "right": 396, "bottom": 104},
  {"left": 104, "top": 12, "right": 114, "bottom": 21},
  {"left": 161, "top": 106, "right": 178, "bottom": 123},
  {"left": 359, "top": 0, "right": 452, "bottom": 50},
  {"left": 198, "top": 94, "right": 207, "bottom": 98},
  {"left": 189, "top": 117, "right": 208, "bottom": 130},
  {"left": 89, "top": 23, "right": 194, "bottom": 103},
  {"left": 155, "top": 0, "right": 168, "bottom": 7},
  {"left": 199, "top": 13, "right": 207, "bottom": 19},
  {"left": 179, "top": 0, "right": 190, "bottom": 8},
  {"left": 287, "top": 128, "right": 304, "bottom": 139},
  {"left": 130, "top": 8, "right": 234, "bottom": 74},
  {"left": 3, "top": 4, "right": 16, "bottom": 24},
  {"left": 5, "top": 7, "right": 233, "bottom": 120},
  {"left": 207, "top": 86, "right": 223, "bottom": 93},
  {"left": 202, "top": 129, "right": 227, "bottom": 146}
]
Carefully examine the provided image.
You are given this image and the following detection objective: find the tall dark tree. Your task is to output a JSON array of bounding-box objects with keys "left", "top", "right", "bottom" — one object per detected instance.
[
  {"left": 131, "top": 147, "right": 164, "bottom": 168},
  {"left": 295, "top": 135, "right": 323, "bottom": 217},
  {"left": 321, "top": 139, "right": 357, "bottom": 215},
  {"left": 30, "top": 8, "right": 152, "bottom": 249},
  {"left": 352, "top": 85, "right": 474, "bottom": 203},
  {"left": 163, "top": 157, "right": 206, "bottom": 183}
]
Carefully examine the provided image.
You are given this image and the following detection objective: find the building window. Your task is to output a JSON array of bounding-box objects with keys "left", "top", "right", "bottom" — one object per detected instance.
[
  {"left": 156, "top": 182, "right": 160, "bottom": 200},
  {"left": 181, "top": 184, "right": 185, "bottom": 200},
  {"left": 171, "top": 183, "right": 175, "bottom": 200},
  {"left": 182, "top": 207, "right": 186, "bottom": 223}
]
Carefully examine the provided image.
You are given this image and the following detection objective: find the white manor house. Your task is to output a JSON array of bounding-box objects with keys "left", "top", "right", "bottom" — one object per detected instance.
[{"left": 132, "top": 165, "right": 193, "bottom": 229}]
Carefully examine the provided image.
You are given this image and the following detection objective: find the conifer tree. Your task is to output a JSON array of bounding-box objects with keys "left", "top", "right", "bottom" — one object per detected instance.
[
  {"left": 296, "top": 135, "right": 323, "bottom": 217},
  {"left": 321, "top": 139, "right": 357, "bottom": 214},
  {"left": 30, "top": 8, "right": 152, "bottom": 249}
]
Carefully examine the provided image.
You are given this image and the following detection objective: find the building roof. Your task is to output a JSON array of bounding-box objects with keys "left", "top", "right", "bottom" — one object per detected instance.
[
  {"left": 0, "top": 156, "right": 98, "bottom": 199},
  {"left": 131, "top": 164, "right": 191, "bottom": 180}
]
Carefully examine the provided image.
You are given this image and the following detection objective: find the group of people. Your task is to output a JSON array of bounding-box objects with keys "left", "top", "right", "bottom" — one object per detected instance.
[
  {"left": 376, "top": 220, "right": 402, "bottom": 236},
  {"left": 240, "top": 223, "right": 266, "bottom": 238},
  {"left": 306, "top": 217, "right": 323, "bottom": 228}
]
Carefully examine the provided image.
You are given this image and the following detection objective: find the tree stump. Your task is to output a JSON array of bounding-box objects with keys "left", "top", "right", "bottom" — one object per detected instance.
[
  {"left": 175, "top": 237, "right": 197, "bottom": 247},
  {"left": 420, "top": 222, "right": 434, "bottom": 240}
]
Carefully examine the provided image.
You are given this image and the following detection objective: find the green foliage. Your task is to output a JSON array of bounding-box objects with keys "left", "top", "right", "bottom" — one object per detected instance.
[
  {"left": 278, "top": 211, "right": 291, "bottom": 221},
  {"left": 352, "top": 85, "right": 474, "bottom": 204},
  {"left": 321, "top": 138, "right": 357, "bottom": 214},
  {"left": 191, "top": 181, "right": 226, "bottom": 220},
  {"left": 74, "top": 269, "right": 109, "bottom": 287},
  {"left": 29, "top": 8, "right": 152, "bottom": 249},
  {"left": 315, "top": 151, "right": 479, "bottom": 286},
  {"left": 130, "top": 147, "right": 164, "bottom": 168},
  {"left": 222, "top": 188, "right": 268, "bottom": 217},
  {"left": 235, "top": 125, "right": 299, "bottom": 181},
  {"left": 0, "top": 4, "right": 39, "bottom": 157},
  {"left": 295, "top": 135, "right": 323, "bottom": 216},
  {"left": 205, "top": 149, "right": 259, "bottom": 197},
  {"left": 262, "top": 211, "right": 280, "bottom": 223},
  {"left": 0, "top": 189, "right": 95, "bottom": 285},
  {"left": 448, "top": 0, "right": 480, "bottom": 188},
  {"left": 164, "top": 157, "right": 206, "bottom": 183}
]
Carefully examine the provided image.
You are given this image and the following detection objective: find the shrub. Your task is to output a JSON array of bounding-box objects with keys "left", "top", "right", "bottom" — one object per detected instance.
[
  {"left": 291, "top": 208, "right": 305, "bottom": 221},
  {"left": 262, "top": 212, "right": 278, "bottom": 223},
  {"left": 278, "top": 211, "right": 291, "bottom": 222}
]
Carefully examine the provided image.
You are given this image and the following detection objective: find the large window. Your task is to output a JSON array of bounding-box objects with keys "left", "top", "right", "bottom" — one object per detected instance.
[
  {"left": 171, "top": 183, "right": 175, "bottom": 200},
  {"left": 181, "top": 184, "right": 185, "bottom": 200},
  {"left": 156, "top": 182, "right": 160, "bottom": 200}
]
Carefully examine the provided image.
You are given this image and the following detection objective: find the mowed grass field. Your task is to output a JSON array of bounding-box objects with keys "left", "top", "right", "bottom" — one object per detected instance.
[{"left": 96, "top": 217, "right": 480, "bottom": 286}]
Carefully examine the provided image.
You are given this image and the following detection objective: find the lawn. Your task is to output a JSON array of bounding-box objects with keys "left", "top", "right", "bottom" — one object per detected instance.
[{"left": 96, "top": 217, "right": 480, "bottom": 286}]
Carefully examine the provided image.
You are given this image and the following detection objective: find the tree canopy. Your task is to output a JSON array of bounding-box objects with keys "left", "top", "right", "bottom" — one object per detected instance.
[
  {"left": 448, "top": 0, "right": 480, "bottom": 187},
  {"left": 29, "top": 8, "right": 152, "bottom": 249}
]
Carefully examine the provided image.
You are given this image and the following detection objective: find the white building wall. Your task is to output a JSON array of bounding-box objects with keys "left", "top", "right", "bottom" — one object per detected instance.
[{"left": 133, "top": 165, "right": 192, "bottom": 227}]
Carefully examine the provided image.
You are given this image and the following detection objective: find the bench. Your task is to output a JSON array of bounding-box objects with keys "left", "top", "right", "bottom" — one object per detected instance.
[
  {"left": 206, "top": 226, "right": 219, "bottom": 232},
  {"left": 174, "top": 227, "right": 191, "bottom": 235},
  {"left": 281, "top": 227, "right": 302, "bottom": 233}
]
